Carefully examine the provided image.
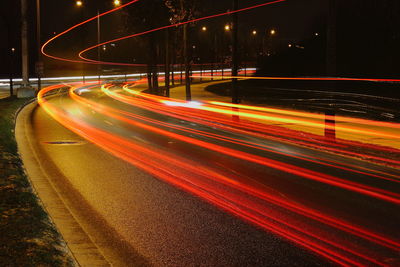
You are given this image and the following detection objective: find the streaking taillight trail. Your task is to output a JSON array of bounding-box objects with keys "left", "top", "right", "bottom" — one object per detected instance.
[{"left": 38, "top": 83, "right": 400, "bottom": 266}]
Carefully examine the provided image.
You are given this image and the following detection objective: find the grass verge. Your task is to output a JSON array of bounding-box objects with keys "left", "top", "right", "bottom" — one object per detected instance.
[{"left": 0, "top": 96, "right": 73, "bottom": 266}]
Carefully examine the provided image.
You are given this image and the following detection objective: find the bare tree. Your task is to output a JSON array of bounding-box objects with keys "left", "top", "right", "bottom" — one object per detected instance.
[
  {"left": 165, "top": 0, "right": 199, "bottom": 100},
  {"left": 122, "top": 1, "right": 169, "bottom": 94}
]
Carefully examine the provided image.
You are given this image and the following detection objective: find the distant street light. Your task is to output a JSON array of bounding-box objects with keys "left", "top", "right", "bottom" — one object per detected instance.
[
  {"left": 288, "top": 43, "right": 292, "bottom": 48},
  {"left": 224, "top": 24, "right": 230, "bottom": 31},
  {"left": 270, "top": 29, "right": 276, "bottom": 35},
  {"left": 201, "top": 26, "right": 207, "bottom": 32},
  {"left": 74, "top": 0, "right": 119, "bottom": 84},
  {"left": 315, "top": 32, "right": 319, "bottom": 36},
  {"left": 252, "top": 30, "right": 257, "bottom": 35}
]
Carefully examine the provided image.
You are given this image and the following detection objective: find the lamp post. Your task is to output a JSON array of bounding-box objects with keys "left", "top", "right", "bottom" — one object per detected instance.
[
  {"left": 76, "top": 1, "right": 121, "bottom": 84},
  {"left": 231, "top": 0, "right": 239, "bottom": 104},
  {"left": 36, "top": 0, "right": 43, "bottom": 93},
  {"left": 97, "top": 9, "right": 101, "bottom": 84},
  {"left": 21, "top": 0, "right": 30, "bottom": 89}
]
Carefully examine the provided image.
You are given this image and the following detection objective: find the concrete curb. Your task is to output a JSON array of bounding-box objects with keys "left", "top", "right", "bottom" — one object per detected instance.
[{"left": 15, "top": 101, "right": 111, "bottom": 266}]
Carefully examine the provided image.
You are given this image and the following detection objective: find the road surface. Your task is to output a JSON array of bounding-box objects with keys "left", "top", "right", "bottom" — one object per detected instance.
[{"left": 26, "top": 81, "right": 400, "bottom": 266}]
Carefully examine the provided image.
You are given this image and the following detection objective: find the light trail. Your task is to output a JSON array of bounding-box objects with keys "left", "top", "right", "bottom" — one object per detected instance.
[
  {"left": 77, "top": 0, "right": 287, "bottom": 66},
  {"left": 130, "top": 89, "right": 400, "bottom": 140},
  {"left": 38, "top": 83, "right": 400, "bottom": 266},
  {"left": 37, "top": 0, "right": 400, "bottom": 263},
  {"left": 97, "top": 80, "right": 400, "bottom": 182},
  {"left": 209, "top": 101, "right": 400, "bottom": 130},
  {"left": 100, "top": 85, "right": 400, "bottom": 204},
  {"left": 116, "top": 82, "right": 400, "bottom": 181},
  {"left": 118, "top": 84, "right": 400, "bottom": 168},
  {"left": 41, "top": 0, "right": 286, "bottom": 67},
  {"left": 195, "top": 75, "right": 400, "bottom": 83},
  {"left": 41, "top": 0, "right": 142, "bottom": 64}
]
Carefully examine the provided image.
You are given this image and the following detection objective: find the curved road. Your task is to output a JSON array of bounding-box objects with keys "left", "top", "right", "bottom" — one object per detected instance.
[{"left": 27, "top": 83, "right": 400, "bottom": 266}]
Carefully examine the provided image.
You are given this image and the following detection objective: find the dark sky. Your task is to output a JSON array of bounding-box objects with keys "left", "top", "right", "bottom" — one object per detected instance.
[{"left": 0, "top": 0, "right": 327, "bottom": 77}]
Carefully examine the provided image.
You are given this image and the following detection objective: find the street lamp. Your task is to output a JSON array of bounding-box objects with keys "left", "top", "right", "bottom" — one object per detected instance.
[
  {"left": 201, "top": 26, "right": 207, "bottom": 32},
  {"left": 252, "top": 30, "right": 257, "bottom": 35},
  {"left": 75, "top": 1, "right": 121, "bottom": 84},
  {"left": 224, "top": 24, "right": 230, "bottom": 31},
  {"left": 270, "top": 29, "right": 276, "bottom": 35}
]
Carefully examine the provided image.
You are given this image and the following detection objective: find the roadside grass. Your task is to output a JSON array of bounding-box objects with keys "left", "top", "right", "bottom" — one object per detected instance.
[{"left": 0, "top": 96, "right": 73, "bottom": 266}]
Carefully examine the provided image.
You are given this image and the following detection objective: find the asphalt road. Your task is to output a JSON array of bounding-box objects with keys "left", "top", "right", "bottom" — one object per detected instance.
[{"left": 30, "top": 84, "right": 400, "bottom": 266}]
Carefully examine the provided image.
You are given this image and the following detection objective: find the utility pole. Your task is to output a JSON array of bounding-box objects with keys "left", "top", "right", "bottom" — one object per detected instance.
[
  {"left": 97, "top": 10, "right": 101, "bottom": 84},
  {"left": 231, "top": 0, "right": 239, "bottom": 104},
  {"left": 36, "top": 0, "right": 43, "bottom": 93},
  {"left": 21, "top": 0, "right": 30, "bottom": 88}
]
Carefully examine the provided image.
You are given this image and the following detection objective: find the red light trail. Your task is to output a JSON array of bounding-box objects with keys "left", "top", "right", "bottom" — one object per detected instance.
[
  {"left": 41, "top": 0, "right": 287, "bottom": 67},
  {"left": 77, "top": 0, "right": 287, "bottom": 66},
  {"left": 118, "top": 80, "right": 400, "bottom": 167},
  {"left": 38, "top": 82, "right": 400, "bottom": 266},
  {"left": 37, "top": 0, "right": 400, "bottom": 264}
]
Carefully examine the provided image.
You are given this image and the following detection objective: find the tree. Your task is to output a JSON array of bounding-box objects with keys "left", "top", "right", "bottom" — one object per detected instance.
[
  {"left": 165, "top": 0, "right": 199, "bottom": 100},
  {"left": 122, "top": 0, "right": 170, "bottom": 94}
]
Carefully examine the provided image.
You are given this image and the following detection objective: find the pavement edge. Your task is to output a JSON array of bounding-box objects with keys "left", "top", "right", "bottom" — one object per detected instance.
[{"left": 15, "top": 100, "right": 111, "bottom": 267}]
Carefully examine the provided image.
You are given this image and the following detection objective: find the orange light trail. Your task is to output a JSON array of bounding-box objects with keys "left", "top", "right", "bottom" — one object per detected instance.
[
  {"left": 40, "top": 0, "right": 286, "bottom": 67},
  {"left": 130, "top": 90, "right": 400, "bottom": 140},
  {"left": 34, "top": 0, "right": 400, "bottom": 259},
  {"left": 38, "top": 83, "right": 400, "bottom": 266},
  {"left": 195, "top": 75, "right": 400, "bottom": 83},
  {"left": 209, "top": 101, "right": 400, "bottom": 130},
  {"left": 77, "top": 0, "right": 287, "bottom": 66},
  {"left": 118, "top": 84, "right": 400, "bottom": 168},
  {"left": 100, "top": 85, "right": 400, "bottom": 204},
  {"left": 41, "top": 0, "right": 141, "bottom": 64}
]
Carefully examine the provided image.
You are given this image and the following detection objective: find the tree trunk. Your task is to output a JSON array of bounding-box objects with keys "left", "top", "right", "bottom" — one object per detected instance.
[
  {"left": 152, "top": 43, "right": 159, "bottom": 94},
  {"left": 147, "top": 63, "right": 153, "bottom": 93},
  {"left": 183, "top": 24, "right": 191, "bottom": 101},
  {"left": 165, "top": 29, "right": 170, "bottom": 97}
]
